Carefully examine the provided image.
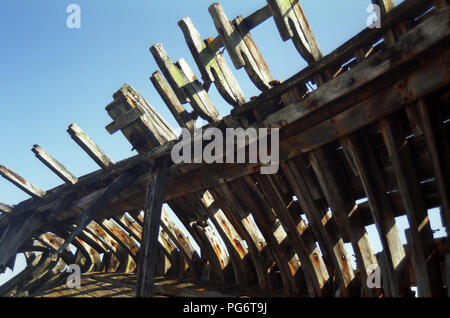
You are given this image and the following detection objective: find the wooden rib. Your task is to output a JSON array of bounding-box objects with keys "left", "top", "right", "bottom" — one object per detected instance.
[
  {"left": 308, "top": 147, "right": 378, "bottom": 297},
  {"left": 281, "top": 158, "right": 356, "bottom": 295},
  {"left": 210, "top": 183, "right": 271, "bottom": 291},
  {"left": 114, "top": 213, "right": 143, "bottom": 242},
  {"left": 208, "top": 2, "right": 274, "bottom": 91},
  {"left": 239, "top": 176, "right": 305, "bottom": 295},
  {"left": 85, "top": 221, "right": 124, "bottom": 272},
  {"left": 150, "top": 44, "right": 221, "bottom": 123},
  {"left": 169, "top": 196, "right": 231, "bottom": 284},
  {"left": 341, "top": 132, "right": 409, "bottom": 296},
  {"left": 380, "top": 116, "right": 444, "bottom": 296},
  {"left": 32, "top": 144, "right": 78, "bottom": 185},
  {"left": 416, "top": 99, "right": 450, "bottom": 231},
  {"left": 101, "top": 219, "right": 140, "bottom": 259},
  {"left": 254, "top": 173, "right": 330, "bottom": 297},
  {"left": 267, "top": 0, "right": 322, "bottom": 64},
  {"left": 2, "top": 13, "right": 447, "bottom": 231},
  {"left": 67, "top": 123, "right": 115, "bottom": 169},
  {"left": 0, "top": 165, "right": 46, "bottom": 198},
  {"left": 263, "top": 8, "right": 450, "bottom": 130},
  {"left": 57, "top": 167, "right": 144, "bottom": 254},
  {"left": 150, "top": 71, "right": 195, "bottom": 133},
  {"left": 178, "top": 17, "right": 246, "bottom": 107},
  {"left": 196, "top": 190, "right": 251, "bottom": 286},
  {"left": 158, "top": 230, "right": 183, "bottom": 278},
  {"left": 136, "top": 157, "right": 170, "bottom": 297},
  {"left": 158, "top": 208, "right": 201, "bottom": 278}
]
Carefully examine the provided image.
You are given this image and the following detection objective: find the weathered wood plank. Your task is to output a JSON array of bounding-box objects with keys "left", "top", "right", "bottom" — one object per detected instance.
[
  {"left": 178, "top": 17, "right": 246, "bottom": 107},
  {"left": 158, "top": 208, "right": 201, "bottom": 278},
  {"left": 233, "top": 0, "right": 436, "bottom": 116},
  {"left": 197, "top": 190, "right": 250, "bottom": 286},
  {"left": 57, "top": 165, "right": 145, "bottom": 254},
  {"left": 0, "top": 165, "right": 46, "bottom": 198},
  {"left": 416, "top": 99, "right": 450, "bottom": 231},
  {"left": 105, "top": 107, "right": 144, "bottom": 135},
  {"left": 0, "top": 214, "right": 41, "bottom": 271},
  {"left": 341, "top": 133, "right": 409, "bottom": 296},
  {"left": 0, "top": 202, "right": 13, "bottom": 214},
  {"left": 210, "top": 183, "right": 271, "bottom": 291},
  {"left": 136, "top": 157, "right": 169, "bottom": 297},
  {"left": 150, "top": 71, "right": 195, "bottom": 133},
  {"left": 255, "top": 173, "right": 331, "bottom": 297},
  {"left": 263, "top": 7, "right": 450, "bottom": 129},
  {"left": 380, "top": 116, "right": 444, "bottom": 296},
  {"left": 308, "top": 147, "right": 378, "bottom": 297},
  {"left": 150, "top": 44, "right": 221, "bottom": 123},
  {"left": 168, "top": 196, "right": 231, "bottom": 284},
  {"left": 267, "top": 0, "right": 322, "bottom": 64},
  {"left": 208, "top": 2, "right": 274, "bottom": 91},
  {"left": 67, "top": 123, "right": 115, "bottom": 169},
  {"left": 32, "top": 145, "right": 78, "bottom": 185},
  {"left": 239, "top": 176, "right": 305, "bottom": 295},
  {"left": 281, "top": 158, "right": 356, "bottom": 295},
  {"left": 107, "top": 84, "right": 177, "bottom": 151}
]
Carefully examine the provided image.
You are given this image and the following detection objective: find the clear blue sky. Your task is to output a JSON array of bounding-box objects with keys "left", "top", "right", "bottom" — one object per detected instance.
[{"left": 4, "top": 0, "right": 446, "bottom": 288}]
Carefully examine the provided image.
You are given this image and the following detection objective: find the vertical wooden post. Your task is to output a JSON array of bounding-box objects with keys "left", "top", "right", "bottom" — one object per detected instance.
[
  {"left": 380, "top": 116, "right": 444, "bottom": 296},
  {"left": 341, "top": 133, "right": 409, "bottom": 296},
  {"left": 136, "top": 157, "right": 170, "bottom": 297}
]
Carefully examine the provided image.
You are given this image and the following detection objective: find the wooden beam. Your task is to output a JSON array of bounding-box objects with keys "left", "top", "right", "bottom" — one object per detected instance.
[
  {"left": 210, "top": 184, "right": 271, "bottom": 291},
  {"left": 57, "top": 165, "right": 145, "bottom": 254},
  {"left": 67, "top": 123, "right": 115, "bottom": 169},
  {"left": 341, "top": 133, "right": 409, "bottom": 296},
  {"left": 267, "top": 0, "right": 322, "bottom": 64},
  {"left": 179, "top": 18, "right": 246, "bottom": 106},
  {"left": 105, "top": 107, "right": 144, "bottom": 135},
  {"left": 196, "top": 190, "right": 250, "bottom": 285},
  {"left": 281, "top": 158, "right": 356, "bottom": 295},
  {"left": 32, "top": 145, "right": 78, "bottom": 185},
  {"left": 255, "top": 173, "right": 331, "bottom": 297},
  {"left": 208, "top": 2, "right": 274, "bottom": 92},
  {"left": 150, "top": 71, "right": 195, "bottom": 133},
  {"left": 107, "top": 84, "right": 177, "bottom": 152},
  {"left": 0, "top": 202, "right": 13, "bottom": 214},
  {"left": 2, "top": 7, "right": 448, "bottom": 231},
  {"left": 0, "top": 214, "right": 41, "bottom": 271},
  {"left": 233, "top": 0, "right": 436, "bottom": 115},
  {"left": 158, "top": 208, "right": 201, "bottom": 278},
  {"left": 150, "top": 44, "right": 221, "bottom": 123},
  {"left": 263, "top": 7, "right": 450, "bottom": 129},
  {"left": 178, "top": 17, "right": 246, "bottom": 107},
  {"left": 308, "top": 147, "right": 378, "bottom": 297},
  {"left": 380, "top": 116, "right": 444, "bottom": 296},
  {"left": 136, "top": 157, "right": 170, "bottom": 297},
  {"left": 238, "top": 176, "right": 305, "bottom": 295},
  {"left": 416, "top": 99, "right": 450, "bottom": 231},
  {"left": 0, "top": 165, "right": 46, "bottom": 198}
]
